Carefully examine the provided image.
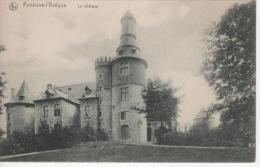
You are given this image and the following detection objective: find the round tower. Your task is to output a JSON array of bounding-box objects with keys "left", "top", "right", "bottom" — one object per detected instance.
[
  {"left": 4, "top": 81, "right": 35, "bottom": 136},
  {"left": 95, "top": 56, "right": 112, "bottom": 135},
  {"left": 111, "top": 11, "right": 148, "bottom": 143}
]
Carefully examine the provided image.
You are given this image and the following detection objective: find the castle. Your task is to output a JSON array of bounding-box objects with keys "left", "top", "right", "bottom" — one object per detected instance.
[{"left": 4, "top": 11, "right": 151, "bottom": 143}]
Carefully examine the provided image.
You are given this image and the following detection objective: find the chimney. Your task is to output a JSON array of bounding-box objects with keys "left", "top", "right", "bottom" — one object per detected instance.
[
  {"left": 11, "top": 88, "right": 16, "bottom": 98},
  {"left": 47, "top": 84, "right": 52, "bottom": 89}
]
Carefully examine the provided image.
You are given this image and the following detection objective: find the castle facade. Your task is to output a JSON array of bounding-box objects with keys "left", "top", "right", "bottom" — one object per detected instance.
[{"left": 4, "top": 11, "right": 149, "bottom": 143}]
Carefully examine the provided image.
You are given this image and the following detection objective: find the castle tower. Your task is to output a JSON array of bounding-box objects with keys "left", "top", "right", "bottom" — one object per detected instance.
[
  {"left": 95, "top": 56, "right": 112, "bottom": 135},
  {"left": 4, "top": 81, "right": 35, "bottom": 135},
  {"left": 111, "top": 11, "right": 148, "bottom": 143}
]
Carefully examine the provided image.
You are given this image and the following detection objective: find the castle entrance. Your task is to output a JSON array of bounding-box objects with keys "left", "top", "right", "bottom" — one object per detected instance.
[
  {"left": 121, "top": 125, "right": 129, "bottom": 140},
  {"left": 147, "top": 127, "right": 152, "bottom": 142}
]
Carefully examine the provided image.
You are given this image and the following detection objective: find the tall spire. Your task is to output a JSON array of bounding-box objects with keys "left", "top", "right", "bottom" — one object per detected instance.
[{"left": 117, "top": 10, "right": 140, "bottom": 54}]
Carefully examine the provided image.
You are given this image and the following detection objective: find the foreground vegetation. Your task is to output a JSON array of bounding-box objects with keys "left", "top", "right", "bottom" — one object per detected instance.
[
  {"left": 0, "top": 125, "right": 107, "bottom": 156},
  {"left": 1, "top": 142, "right": 255, "bottom": 162}
]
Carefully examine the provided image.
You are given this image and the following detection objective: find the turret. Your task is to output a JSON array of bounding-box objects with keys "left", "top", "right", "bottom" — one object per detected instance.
[
  {"left": 111, "top": 11, "right": 148, "bottom": 143},
  {"left": 94, "top": 56, "right": 113, "bottom": 134},
  {"left": 111, "top": 11, "right": 147, "bottom": 87},
  {"left": 95, "top": 56, "right": 112, "bottom": 90},
  {"left": 95, "top": 56, "right": 112, "bottom": 67},
  {"left": 116, "top": 10, "right": 141, "bottom": 56},
  {"left": 4, "top": 81, "right": 35, "bottom": 135}
]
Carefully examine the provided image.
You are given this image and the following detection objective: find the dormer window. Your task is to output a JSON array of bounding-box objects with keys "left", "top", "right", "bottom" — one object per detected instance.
[
  {"left": 85, "top": 86, "right": 92, "bottom": 95},
  {"left": 46, "top": 91, "right": 53, "bottom": 99},
  {"left": 19, "top": 96, "right": 24, "bottom": 100},
  {"left": 119, "top": 62, "right": 129, "bottom": 76}
]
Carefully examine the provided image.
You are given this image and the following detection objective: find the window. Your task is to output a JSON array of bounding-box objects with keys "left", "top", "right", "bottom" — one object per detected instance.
[
  {"left": 99, "top": 86, "right": 103, "bottom": 91},
  {"left": 43, "top": 105, "right": 48, "bottom": 118},
  {"left": 46, "top": 92, "right": 53, "bottom": 99},
  {"left": 99, "top": 73, "right": 104, "bottom": 80},
  {"left": 85, "top": 105, "right": 90, "bottom": 116},
  {"left": 121, "top": 111, "right": 126, "bottom": 120},
  {"left": 119, "top": 62, "right": 129, "bottom": 76},
  {"left": 121, "top": 125, "right": 129, "bottom": 140},
  {"left": 54, "top": 123, "right": 61, "bottom": 130},
  {"left": 120, "top": 87, "right": 128, "bottom": 101},
  {"left": 119, "top": 50, "right": 124, "bottom": 55},
  {"left": 7, "top": 113, "right": 10, "bottom": 121},
  {"left": 54, "top": 104, "right": 61, "bottom": 116},
  {"left": 99, "top": 99, "right": 102, "bottom": 104},
  {"left": 131, "top": 49, "right": 136, "bottom": 54},
  {"left": 85, "top": 86, "right": 92, "bottom": 95},
  {"left": 68, "top": 87, "right": 72, "bottom": 91}
]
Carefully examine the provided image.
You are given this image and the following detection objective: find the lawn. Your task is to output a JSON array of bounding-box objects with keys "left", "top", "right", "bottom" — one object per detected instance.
[{"left": 1, "top": 142, "right": 255, "bottom": 162}]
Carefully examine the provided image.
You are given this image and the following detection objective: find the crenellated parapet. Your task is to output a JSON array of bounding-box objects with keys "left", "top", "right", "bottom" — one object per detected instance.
[{"left": 95, "top": 56, "right": 112, "bottom": 67}]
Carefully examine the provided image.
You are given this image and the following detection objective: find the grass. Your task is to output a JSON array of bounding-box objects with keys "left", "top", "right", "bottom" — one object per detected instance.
[{"left": 0, "top": 142, "right": 255, "bottom": 162}]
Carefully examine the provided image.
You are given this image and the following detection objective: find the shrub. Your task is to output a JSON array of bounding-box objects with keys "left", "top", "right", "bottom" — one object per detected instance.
[
  {"left": 80, "top": 125, "right": 96, "bottom": 142},
  {"left": 96, "top": 129, "right": 108, "bottom": 141},
  {"left": 0, "top": 125, "right": 109, "bottom": 156}
]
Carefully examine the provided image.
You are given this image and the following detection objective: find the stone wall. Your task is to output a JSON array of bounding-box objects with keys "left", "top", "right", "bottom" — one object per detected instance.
[
  {"left": 34, "top": 99, "right": 79, "bottom": 133},
  {"left": 111, "top": 84, "right": 146, "bottom": 143},
  {"left": 97, "top": 89, "right": 112, "bottom": 134},
  {"left": 79, "top": 98, "right": 98, "bottom": 130},
  {"left": 6, "top": 104, "right": 35, "bottom": 134},
  {"left": 111, "top": 57, "right": 146, "bottom": 87}
]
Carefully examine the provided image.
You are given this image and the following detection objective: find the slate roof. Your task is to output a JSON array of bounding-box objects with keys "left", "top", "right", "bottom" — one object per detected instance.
[
  {"left": 57, "top": 82, "right": 96, "bottom": 99},
  {"left": 122, "top": 10, "right": 136, "bottom": 21},
  {"left": 6, "top": 80, "right": 34, "bottom": 105}
]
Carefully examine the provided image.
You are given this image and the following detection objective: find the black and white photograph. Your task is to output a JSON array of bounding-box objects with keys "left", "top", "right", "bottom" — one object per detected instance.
[{"left": 0, "top": 0, "right": 257, "bottom": 164}]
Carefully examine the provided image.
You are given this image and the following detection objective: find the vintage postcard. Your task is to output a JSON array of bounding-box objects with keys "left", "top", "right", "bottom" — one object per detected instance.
[{"left": 0, "top": 0, "right": 257, "bottom": 164}]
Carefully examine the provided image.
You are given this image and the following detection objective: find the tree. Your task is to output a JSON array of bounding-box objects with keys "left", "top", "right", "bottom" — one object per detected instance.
[
  {"left": 202, "top": 1, "right": 256, "bottom": 146},
  {"left": 142, "top": 78, "right": 179, "bottom": 130},
  {"left": 0, "top": 128, "right": 4, "bottom": 138},
  {"left": 0, "top": 45, "right": 7, "bottom": 115}
]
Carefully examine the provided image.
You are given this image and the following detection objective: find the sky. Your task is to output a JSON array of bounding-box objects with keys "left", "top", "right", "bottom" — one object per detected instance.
[{"left": 0, "top": 0, "right": 251, "bottom": 130}]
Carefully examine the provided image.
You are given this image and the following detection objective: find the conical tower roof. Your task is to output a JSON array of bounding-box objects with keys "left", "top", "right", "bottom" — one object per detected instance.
[
  {"left": 121, "top": 10, "right": 136, "bottom": 22},
  {"left": 7, "top": 80, "right": 34, "bottom": 105}
]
